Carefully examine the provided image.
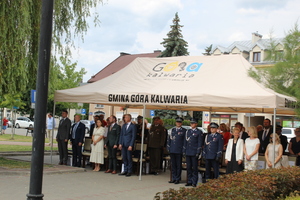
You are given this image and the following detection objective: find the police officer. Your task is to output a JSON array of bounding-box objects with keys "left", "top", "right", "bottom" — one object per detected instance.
[
  {"left": 167, "top": 117, "right": 187, "bottom": 184},
  {"left": 203, "top": 122, "right": 224, "bottom": 181},
  {"left": 183, "top": 118, "right": 203, "bottom": 187}
]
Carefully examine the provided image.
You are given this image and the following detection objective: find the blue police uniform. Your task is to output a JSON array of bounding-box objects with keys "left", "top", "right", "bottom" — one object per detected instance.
[
  {"left": 203, "top": 132, "right": 224, "bottom": 179},
  {"left": 183, "top": 128, "right": 203, "bottom": 186},
  {"left": 167, "top": 126, "right": 186, "bottom": 182}
]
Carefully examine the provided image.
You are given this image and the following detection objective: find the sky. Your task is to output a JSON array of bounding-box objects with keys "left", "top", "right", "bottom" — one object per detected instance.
[{"left": 70, "top": 0, "right": 300, "bottom": 82}]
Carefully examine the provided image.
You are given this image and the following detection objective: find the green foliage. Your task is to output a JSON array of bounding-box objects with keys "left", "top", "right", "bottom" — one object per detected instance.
[
  {"left": 248, "top": 22, "right": 300, "bottom": 115},
  {"left": 0, "top": 1, "right": 40, "bottom": 95},
  {"left": 145, "top": 118, "right": 201, "bottom": 129},
  {"left": 155, "top": 167, "right": 300, "bottom": 200},
  {"left": 0, "top": 94, "right": 25, "bottom": 110},
  {"left": 159, "top": 12, "right": 189, "bottom": 57},
  {"left": 1, "top": 0, "right": 101, "bottom": 114}
]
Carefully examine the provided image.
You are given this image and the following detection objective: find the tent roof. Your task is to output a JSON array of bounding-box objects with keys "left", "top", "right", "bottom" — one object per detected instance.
[
  {"left": 55, "top": 55, "right": 296, "bottom": 115},
  {"left": 87, "top": 51, "right": 162, "bottom": 83}
]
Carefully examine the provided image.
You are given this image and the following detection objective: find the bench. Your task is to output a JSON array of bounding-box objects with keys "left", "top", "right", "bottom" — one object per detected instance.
[
  {"left": 82, "top": 138, "right": 92, "bottom": 168},
  {"left": 26, "top": 127, "right": 34, "bottom": 136},
  {"left": 67, "top": 137, "right": 92, "bottom": 168}
]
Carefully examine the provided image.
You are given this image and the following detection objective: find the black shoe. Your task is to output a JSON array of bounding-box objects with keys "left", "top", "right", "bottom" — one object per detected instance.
[
  {"left": 125, "top": 173, "right": 131, "bottom": 177},
  {"left": 153, "top": 172, "right": 159, "bottom": 175},
  {"left": 192, "top": 184, "right": 196, "bottom": 187},
  {"left": 119, "top": 172, "right": 127, "bottom": 175},
  {"left": 149, "top": 171, "right": 155, "bottom": 174},
  {"left": 185, "top": 183, "right": 192, "bottom": 187},
  {"left": 174, "top": 180, "right": 180, "bottom": 184},
  {"left": 168, "top": 180, "right": 175, "bottom": 183}
]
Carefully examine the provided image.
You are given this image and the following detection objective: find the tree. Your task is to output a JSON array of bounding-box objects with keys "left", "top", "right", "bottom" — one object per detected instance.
[
  {"left": 159, "top": 12, "right": 189, "bottom": 57},
  {"left": 47, "top": 56, "right": 87, "bottom": 113},
  {"left": 0, "top": 0, "right": 101, "bottom": 114},
  {"left": 203, "top": 44, "right": 213, "bottom": 56},
  {"left": 156, "top": 13, "right": 194, "bottom": 119},
  {"left": 248, "top": 23, "right": 300, "bottom": 114}
]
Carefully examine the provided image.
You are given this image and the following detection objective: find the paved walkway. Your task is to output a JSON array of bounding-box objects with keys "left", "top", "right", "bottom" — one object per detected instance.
[
  {"left": 0, "top": 154, "right": 185, "bottom": 200},
  {"left": 0, "top": 134, "right": 186, "bottom": 199}
]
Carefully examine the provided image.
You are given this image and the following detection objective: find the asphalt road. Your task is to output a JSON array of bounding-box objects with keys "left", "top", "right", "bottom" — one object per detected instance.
[{"left": 3, "top": 127, "right": 57, "bottom": 138}]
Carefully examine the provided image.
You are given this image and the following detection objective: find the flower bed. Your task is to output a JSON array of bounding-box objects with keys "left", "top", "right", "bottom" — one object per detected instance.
[{"left": 155, "top": 167, "right": 300, "bottom": 200}]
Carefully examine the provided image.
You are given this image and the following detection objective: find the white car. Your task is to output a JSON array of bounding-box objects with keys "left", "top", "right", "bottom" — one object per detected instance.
[
  {"left": 282, "top": 128, "right": 295, "bottom": 142},
  {"left": 80, "top": 120, "right": 91, "bottom": 134},
  {"left": 15, "top": 117, "right": 34, "bottom": 128},
  {"left": 7, "top": 120, "right": 13, "bottom": 127}
]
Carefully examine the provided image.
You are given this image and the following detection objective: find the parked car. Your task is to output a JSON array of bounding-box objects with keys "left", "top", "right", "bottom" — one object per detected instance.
[
  {"left": 15, "top": 117, "right": 34, "bottom": 128},
  {"left": 7, "top": 120, "right": 13, "bottom": 128},
  {"left": 80, "top": 120, "right": 91, "bottom": 135},
  {"left": 282, "top": 128, "right": 295, "bottom": 142}
]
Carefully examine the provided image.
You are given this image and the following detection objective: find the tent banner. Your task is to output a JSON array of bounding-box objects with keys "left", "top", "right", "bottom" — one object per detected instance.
[{"left": 108, "top": 94, "right": 188, "bottom": 104}]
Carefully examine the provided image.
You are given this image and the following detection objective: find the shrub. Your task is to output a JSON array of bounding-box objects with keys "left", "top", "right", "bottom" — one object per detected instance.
[{"left": 154, "top": 167, "right": 300, "bottom": 200}]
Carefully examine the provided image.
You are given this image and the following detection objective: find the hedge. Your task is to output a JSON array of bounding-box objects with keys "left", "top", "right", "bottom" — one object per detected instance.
[
  {"left": 154, "top": 167, "right": 300, "bottom": 200},
  {"left": 145, "top": 118, "right": 202, "bottom": 128}
]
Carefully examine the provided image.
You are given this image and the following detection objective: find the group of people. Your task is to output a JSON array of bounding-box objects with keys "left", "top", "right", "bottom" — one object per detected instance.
[
  {"left": 167, "top": 118, "right": 223, "bottom": 187},
  {"left": 55, "top": 111, "right": 300, "bottom": 186},
  {"left": 167, "top": 118, "right": 300, "bottom": 187}
]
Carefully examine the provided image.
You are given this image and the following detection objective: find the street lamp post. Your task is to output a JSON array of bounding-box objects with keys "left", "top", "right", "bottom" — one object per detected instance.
[{"left": 26, "top": 0, "right": 54, "bottom": 199}]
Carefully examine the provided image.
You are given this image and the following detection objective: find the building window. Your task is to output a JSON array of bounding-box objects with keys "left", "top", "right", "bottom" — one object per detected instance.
[
  {"left": 253, "top": 52, "right": 261, "bottom": 62},
  {"left": 95, "top": 104, "right": 104, "bottom": 108}
]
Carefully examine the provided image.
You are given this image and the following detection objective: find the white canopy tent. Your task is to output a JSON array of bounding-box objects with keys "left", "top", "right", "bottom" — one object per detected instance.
[
  {"left": 54, "top": 54, "right": 297, "bottom": 178},
  {"left": 55, "top": 55, "right": 296, "bottom": 115}
]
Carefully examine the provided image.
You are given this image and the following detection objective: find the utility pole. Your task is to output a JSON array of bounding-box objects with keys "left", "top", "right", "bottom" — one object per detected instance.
[{"left": 26, "top": 0, "right": 54, "bottom": 199}]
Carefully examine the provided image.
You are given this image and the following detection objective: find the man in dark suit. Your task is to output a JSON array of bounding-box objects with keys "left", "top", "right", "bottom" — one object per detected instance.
[
  {"left": 119, "top": 114, "right": 136, "bottom": 177},
  {"left": 105, "top": 115, "right": 121, "bottom": 174},
  {"left": 70, "top": 114, "right": 85, "bottom": 167},
  {"left": 235, "top": 122, "right": 249, "bottom": 141},
  {"left": 258, "top": 118, "right": 273, "bottom": 154},
  {"left": 56, "top": 110, "right": 71, "bottom": 165},
  {"left": 89, "top": 115, "right": 99, "bottom": 137}
]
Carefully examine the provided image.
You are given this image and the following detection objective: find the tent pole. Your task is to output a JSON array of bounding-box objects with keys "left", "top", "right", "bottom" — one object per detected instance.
[
  {"left": 248, "top": 114, "right": 251, "bottom": 127},
  {"left": 51, "top": 102, "right": 56, "bottom": 164},
  {"left": 272, "top": 108, "right": 276, "bottom": 168},
  {"left": 139, "top": 104, "right": 146, "bottom": 181}
]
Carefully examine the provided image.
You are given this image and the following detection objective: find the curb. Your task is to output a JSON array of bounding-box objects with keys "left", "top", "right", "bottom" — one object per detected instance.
[
  {"left": 0, "top": 154, "right": 86, "bottom": 176},
  {"left": 0, "top": 166, "right": 86, "bottom": 176},
  {"left": 0, "top": 151, "right": 59, "bottom": 156}
]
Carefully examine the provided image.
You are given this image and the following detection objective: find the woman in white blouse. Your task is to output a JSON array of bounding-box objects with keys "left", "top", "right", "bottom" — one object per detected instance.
[
  {"left": 243, "top": 126, "right": 260, "bottom": 171},
  {"left": 225, "top": 127, "right": 244, "bottom": 173}
]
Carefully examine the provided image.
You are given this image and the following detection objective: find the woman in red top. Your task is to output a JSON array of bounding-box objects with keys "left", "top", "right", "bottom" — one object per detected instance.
[
  {"left": 2, "top": 117, "right": 9, "bottom": 134},
  {"left": 220, "top": 123, "right": 231, "bottom": 150}
]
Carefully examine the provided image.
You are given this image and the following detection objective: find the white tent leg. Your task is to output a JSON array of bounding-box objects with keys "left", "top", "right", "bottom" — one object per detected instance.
[
  {"left": 139, "top": 104, "right": 146, "bottom": 181},
  {"left": 51, "top": 102, "right": 56, "bottom": 164},
  {"left": 272, "top": 108, "right": 276, "bottom": 168}
]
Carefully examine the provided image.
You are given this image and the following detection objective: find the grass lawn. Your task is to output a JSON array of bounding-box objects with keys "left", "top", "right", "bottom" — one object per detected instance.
[
  {"left": 0, "top": 145, "right": 58, "bottom": 152},
  {"left": 0, "top": 157, "right": 53, "bottom": 169},
  {"left": 0, "top": 134, "right": 57, "bottom": 144}
]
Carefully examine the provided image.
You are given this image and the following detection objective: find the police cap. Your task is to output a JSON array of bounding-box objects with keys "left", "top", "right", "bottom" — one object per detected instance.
[
  {"left": 210, "top": 122, "right": 219, "bottom": 128},
  {"left": 190, "top": 118, "right": 197, "bottom": 124},
  {"left": 175, "top": 117, "right": 184, "bottom": 123}
]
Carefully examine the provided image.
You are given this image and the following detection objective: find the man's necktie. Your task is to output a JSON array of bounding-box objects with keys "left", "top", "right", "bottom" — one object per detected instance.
[{"left": 263, "top": 130, "right": 267, "bottom": 141}]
